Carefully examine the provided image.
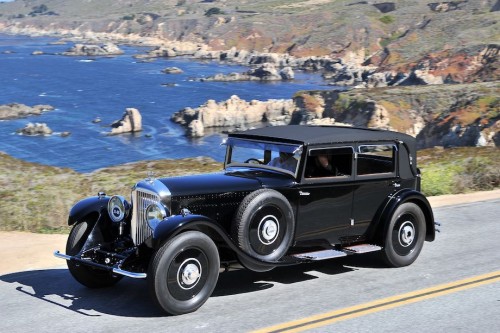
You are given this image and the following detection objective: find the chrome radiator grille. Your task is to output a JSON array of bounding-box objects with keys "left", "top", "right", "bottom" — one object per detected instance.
[{"left": 131, "top": 188, "right": 159, "bottom": 245}]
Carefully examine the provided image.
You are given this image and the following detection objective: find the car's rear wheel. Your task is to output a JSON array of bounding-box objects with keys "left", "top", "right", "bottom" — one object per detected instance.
[
  {"left": 66, "top": 221, "right": 122, "bottom": 288},
  {"left": 381, "top": 202, "right": 426, "bottom": 267},
  {"left": 232, "top": 189, "right": 294, "bottom": 271},
  {"left": 148, "top": 231, "right": 220, "bottom": 315}
]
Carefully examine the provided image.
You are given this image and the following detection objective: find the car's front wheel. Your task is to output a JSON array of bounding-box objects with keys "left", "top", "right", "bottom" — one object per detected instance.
[
  {"left": 148, "top": 231, "right": 220, "bottom": 315},
  {"left": 381, "top": 202, "right": 426, "bottom": 267},
  {"left": 66, "top": 221, "right": 123, "bottom": 288}
]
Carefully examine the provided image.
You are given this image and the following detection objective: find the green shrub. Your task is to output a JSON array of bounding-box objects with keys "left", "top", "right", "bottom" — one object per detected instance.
[
  {"left": 379, "top": 15, "right": 394, "bottom": 24},
  {"left": 205, "top": 7, "right": 224, "bottom": 16}
]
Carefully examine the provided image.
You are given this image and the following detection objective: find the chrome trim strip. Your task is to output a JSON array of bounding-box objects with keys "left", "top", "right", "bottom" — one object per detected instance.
[
  {"left": 112, "top": 267, "right": 147, "bottom": 279},
  {"left": 54, "top": 251, "right": 147, "bottom": 279}
]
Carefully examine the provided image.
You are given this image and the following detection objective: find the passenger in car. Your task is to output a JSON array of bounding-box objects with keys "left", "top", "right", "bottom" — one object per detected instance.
[
  {"left": 315, "top": 154, "right": 339, "bottom": 177},
  {"left": 305, "top": 154, "right": 339, "bottom": 178}
]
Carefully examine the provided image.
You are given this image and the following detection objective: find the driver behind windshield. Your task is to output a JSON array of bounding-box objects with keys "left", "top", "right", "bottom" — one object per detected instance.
[{"left": 267, "top": 152, "right": 297, "bottom": 173}]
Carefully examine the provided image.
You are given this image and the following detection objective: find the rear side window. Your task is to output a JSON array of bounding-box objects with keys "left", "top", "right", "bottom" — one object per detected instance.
[{"left": 357, "top": 144, "right": 395, "bottom": 176}]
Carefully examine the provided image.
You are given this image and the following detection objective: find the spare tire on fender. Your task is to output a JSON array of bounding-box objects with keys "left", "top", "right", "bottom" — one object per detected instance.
[{"left": 232, "top": 189, "right": 295, "bottom": 265}]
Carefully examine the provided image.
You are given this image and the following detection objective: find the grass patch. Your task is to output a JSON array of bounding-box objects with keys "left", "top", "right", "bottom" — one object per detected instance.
[
  {"left": 1, "top": 147, "right": 498, "bottom": 233},
  {"left": 419, "top": 147, "right": 500, "bottom": 196}
]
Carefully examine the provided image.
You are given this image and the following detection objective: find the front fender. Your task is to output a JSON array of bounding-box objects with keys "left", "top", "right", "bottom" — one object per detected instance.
[
  {"left": 152, "top": 214, "right": 229, "bottom": 249},
  {"left": 151, "top": 214, "right": 295, "bottom": 269},
  {"left": 68, "top": 196, "right": 110, "bottom": 226},
  {"left": 368, "top": 189, "right": 436, "bottom": 244}
]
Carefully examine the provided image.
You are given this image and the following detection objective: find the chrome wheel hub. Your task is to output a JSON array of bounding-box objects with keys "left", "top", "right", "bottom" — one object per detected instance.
[
  {"left": 399, "top": 221, "right": 415, "bottom": 247},
  {"left": 178, "top": 259, "right": 201, "bottom": 290},
  {"left": 258, "top": 215, "right": 279, "bottom": 245}
]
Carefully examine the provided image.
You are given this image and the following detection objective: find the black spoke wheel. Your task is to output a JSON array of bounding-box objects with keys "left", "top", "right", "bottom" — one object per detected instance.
[
  {"left": 232, "top": 189, "right": 294, "bottom": 271},
  {"left": 148, "top": 231, "right": 220, "bottom": 315},
  {"left": 66, "top": 222, "right": 122, "bottom": 288},
  {"left": 381, "top": 202, "right": 426, "bottom": 267}
]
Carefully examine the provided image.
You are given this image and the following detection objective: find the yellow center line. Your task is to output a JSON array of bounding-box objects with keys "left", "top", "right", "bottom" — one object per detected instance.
[{"left": 252, "top": 271, "right": 500, "bottom": 333}]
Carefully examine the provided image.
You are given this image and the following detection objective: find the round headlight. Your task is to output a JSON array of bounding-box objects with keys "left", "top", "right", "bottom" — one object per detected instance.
[
  {"left": 145, "top": 203, "right": 167, "bottom": 229},
  {"left": 108, "top": 195, "right": 126, "bottom": 222}
]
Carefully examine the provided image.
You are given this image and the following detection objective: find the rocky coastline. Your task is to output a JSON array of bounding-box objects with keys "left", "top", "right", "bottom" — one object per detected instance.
[
  {"left": 0, "top": 103, "right": 54, "bottom": 120},
  {"left": 0, "top": 1, "right": 498, "bottom": 150},
  {"left": 1, "top": 24, "right": 497, "bottom": 89}
]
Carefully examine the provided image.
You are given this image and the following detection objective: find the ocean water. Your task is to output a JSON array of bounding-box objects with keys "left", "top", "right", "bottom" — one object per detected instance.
[{"left": 0, "top": 34, "right": 328, "bottom": 172}]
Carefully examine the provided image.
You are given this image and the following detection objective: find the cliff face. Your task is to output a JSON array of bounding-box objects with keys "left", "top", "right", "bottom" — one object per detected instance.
[
  {"left": 0, "top": 0, "right": 498, "bottom": 84},
  {"left": 293, "top": 82, "right": 500, "bottom": 148}
]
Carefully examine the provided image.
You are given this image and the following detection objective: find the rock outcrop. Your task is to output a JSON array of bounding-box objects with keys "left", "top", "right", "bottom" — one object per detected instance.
[
  {"left": 201, "top": 63, "right": 294, "bottom": 82},
  {"left": 162, "top": 67, "right": 183, "bottom": 74},
  {"left": 171, "top": 95, "right": 295, "bottom": 137},
  {"left": 17, "top": 122, "right": 53, "bottom": 136},
  {"left": 0, "top": 103, "right": 54, "bottom": 120},
  {"left": 62, "top": 43, "right": 123, "bottom": 56},
  {"left": 109, "top": 108, "right": 142, "bottom": 135}
]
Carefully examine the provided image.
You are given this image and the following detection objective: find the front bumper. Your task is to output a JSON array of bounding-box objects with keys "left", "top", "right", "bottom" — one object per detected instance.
[{"left": 54, "top": 250, "right": 147, "bottom": 279}]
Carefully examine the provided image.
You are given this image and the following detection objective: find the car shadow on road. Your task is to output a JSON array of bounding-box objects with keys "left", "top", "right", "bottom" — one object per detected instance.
[
  {"left": 0, "top": 268, "right": 163, "bottom": 318},
  {"left": 0, "top": 254, "right": 386, "bottom": 317}
]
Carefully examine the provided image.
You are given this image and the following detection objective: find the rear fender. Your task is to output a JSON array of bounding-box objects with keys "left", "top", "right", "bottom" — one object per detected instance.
[{"left": 368, "top": 189, "right": 436, "bottom": 245}]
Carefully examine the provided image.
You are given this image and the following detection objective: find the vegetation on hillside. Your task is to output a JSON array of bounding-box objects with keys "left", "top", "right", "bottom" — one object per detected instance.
[{"left": 0, "top": 148, "right": 498, "bottom": 234}]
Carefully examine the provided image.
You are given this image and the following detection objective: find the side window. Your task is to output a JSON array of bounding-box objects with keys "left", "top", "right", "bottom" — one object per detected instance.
[
  {"left": 305, "top": 147, "right": 353, "bottom": 178},
  {"left": 357, "top": 144, "right": 395, "bottom": 176}
]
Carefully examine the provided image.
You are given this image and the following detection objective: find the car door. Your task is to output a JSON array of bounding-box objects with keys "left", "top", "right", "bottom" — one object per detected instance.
[
  {"left": 294, "top": 146, "right": 355, "bottom": 245},
  {"left": 350, "top": 143, "right": 399, "bottom": 238}
]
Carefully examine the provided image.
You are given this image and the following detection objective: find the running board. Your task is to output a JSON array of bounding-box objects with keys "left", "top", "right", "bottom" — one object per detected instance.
[
  {"left": 342, "top": 244, "right": 382, "bottom": 254},
  {"left": 291, "top": 244, "right": 382, "bottom": 262},
  {"left": 293, "top": 249, "right": 347, "bottom": 261}
]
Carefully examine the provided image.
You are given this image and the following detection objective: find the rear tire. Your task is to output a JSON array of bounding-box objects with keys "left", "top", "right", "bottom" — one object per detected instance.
[
  {"left": 148, "top": 231, "right": 220, "bottom": 315},
  {"left": 66, "top": 222, "right": 122, "bottom": 288},
  {"left": 381, "top": 202, "right": 426, "bottom": 267}
]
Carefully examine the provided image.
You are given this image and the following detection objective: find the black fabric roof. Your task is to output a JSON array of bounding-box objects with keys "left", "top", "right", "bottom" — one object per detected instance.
[{"left": 229, "top": 125, "right": 416, "bottom": 147}]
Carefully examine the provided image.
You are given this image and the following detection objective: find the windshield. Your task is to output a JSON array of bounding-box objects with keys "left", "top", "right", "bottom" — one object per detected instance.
[{"left": 225, "top": 138, "right": 302, "bottom": 176}]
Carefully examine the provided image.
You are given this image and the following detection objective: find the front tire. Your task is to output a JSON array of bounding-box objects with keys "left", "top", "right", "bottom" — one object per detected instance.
[
  {"left": 381, "top": 202, "right": 426, "bottom": 267},
  {"left": 148, "top": 231, "right": 220, "bottom": 315},
  {"left": 66, "top": 221, "right": 122, "bottom": 288}
]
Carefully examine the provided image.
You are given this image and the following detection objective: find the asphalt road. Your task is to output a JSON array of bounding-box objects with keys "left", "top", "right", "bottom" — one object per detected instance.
[{"left": 1, "top": 199, "right": 499, "bottom": 333}]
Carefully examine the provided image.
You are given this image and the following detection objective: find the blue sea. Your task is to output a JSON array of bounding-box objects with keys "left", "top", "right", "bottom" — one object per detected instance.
[{"left": 0, "top": 34, "right": 328, "bottom": 172}]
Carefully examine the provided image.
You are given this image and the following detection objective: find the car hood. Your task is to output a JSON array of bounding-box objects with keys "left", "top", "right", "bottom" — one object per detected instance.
[{"left": 159, "top": 168, "right": 295, "bottom": 197}]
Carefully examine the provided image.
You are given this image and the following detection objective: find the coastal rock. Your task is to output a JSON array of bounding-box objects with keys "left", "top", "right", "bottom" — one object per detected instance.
[
  {"left": 141, "top": 42, "right": 202, "bottom": 58},
  {"left": 109, "top": 108, "right": 142, "bottom": 135},
  {"left": 246, "top": 63, "right": 282, "bottom": 81},
  {"left": 62, "top": 43, "right": 124, "bottom": 56},
  {"left": 201, "top": 63, "right": 294, "bottom": 82},
  {"left": 17, "top": 123, "right": 53, "bottom": 136},
  {"left": 171, "top": 95, "right": 295, "bottom": 137},
  {"left": 0, "top": 103, "right": 55, "bottom": 120},
  {"left": 162, "top": 67, "right": 183, "bottom": 74}
]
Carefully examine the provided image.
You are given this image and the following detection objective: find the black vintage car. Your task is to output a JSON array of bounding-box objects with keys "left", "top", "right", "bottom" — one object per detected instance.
[{"left": 55, "top": 125, "right": 437, "bottom": 315}]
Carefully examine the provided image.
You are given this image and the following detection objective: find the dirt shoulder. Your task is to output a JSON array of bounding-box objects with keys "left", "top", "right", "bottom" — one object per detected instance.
[{"left": 1, "top": 189, "right": 500, "bottom": 276}]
